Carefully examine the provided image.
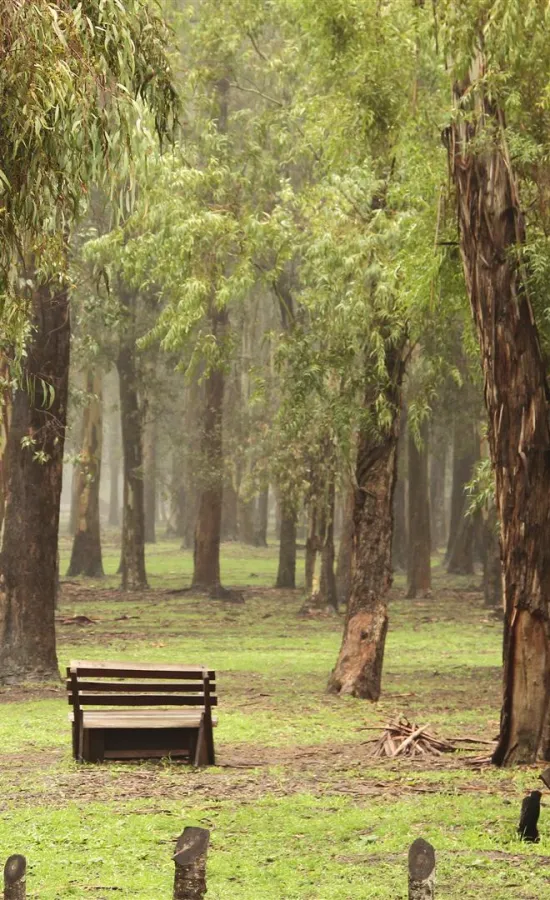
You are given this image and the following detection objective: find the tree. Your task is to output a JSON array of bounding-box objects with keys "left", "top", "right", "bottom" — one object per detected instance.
[
  {"left": 443, "top": 3, "right": 550, "bottom": 764},
  {"left": 406, "top": 417, "right": 431, "bottom": 599},
  {"left": 66, "top": 369, "right": 104, "bottom": 577},
  {"left": 0, "top": 1, "right": 176, "bottom": 681}
]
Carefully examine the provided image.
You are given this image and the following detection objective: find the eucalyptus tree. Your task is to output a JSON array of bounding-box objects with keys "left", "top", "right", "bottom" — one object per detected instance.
[
  {"left": 0, "top": 1, "right": 176, "bottom": 681},
  {"left": 267, "top": 0, "right": 450, "bottom": 698},
  {"left": 439, "top": 0, "right": 550, "bottom": 764}
]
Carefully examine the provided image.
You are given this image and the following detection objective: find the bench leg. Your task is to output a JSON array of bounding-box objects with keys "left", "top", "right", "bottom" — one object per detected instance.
[
  {"left": 194, "top": 716, "right": 208, "bottom": 767},
  {"left": 81, "top": 728, "right": 105, "bottom": 763}
]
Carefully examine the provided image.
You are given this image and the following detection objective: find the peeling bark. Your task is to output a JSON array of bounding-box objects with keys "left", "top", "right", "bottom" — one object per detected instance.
[
  {"left": 328, "top": 342, "right": 405, "bottom": 699},
  {"left": 449, "top": 59, "right": 550, "bottom": 764}
]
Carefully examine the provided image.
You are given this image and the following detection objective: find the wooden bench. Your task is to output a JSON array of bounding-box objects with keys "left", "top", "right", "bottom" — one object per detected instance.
[{"left": 67, "top": 660, "right": 216, "bottom": 765}]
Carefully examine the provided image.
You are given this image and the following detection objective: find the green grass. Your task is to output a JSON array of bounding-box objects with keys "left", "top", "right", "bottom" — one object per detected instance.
[{"left": 0, "top": 539, "right": 545, "bottom": 899}]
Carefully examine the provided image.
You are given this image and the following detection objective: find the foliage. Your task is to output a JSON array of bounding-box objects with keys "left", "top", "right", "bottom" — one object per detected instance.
[{"left": 0, "top": 0, "right": 177, "bottom": 346}]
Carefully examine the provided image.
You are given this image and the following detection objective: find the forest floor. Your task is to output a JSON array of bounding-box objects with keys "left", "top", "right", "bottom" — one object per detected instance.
[{"left": 0, "top": 537, "right": 548, "bottom": 899}]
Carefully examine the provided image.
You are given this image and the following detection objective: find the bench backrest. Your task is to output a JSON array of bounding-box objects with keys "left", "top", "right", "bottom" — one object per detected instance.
[{"left": 67, "top": 660, "right": 217, "bottom": 715}]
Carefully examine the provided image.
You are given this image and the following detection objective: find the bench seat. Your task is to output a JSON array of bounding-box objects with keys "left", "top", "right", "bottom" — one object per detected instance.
[{"left": 69, "top": 710, "right": 218, "bottom": 729}]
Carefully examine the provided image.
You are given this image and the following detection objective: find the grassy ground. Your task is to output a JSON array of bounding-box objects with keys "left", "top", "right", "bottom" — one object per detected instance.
[{"left": 0, "top": 537, "right": 547, "bottom": 899}]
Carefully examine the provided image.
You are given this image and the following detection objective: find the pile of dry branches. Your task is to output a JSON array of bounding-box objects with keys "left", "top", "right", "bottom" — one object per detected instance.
[{"left": 365, "top": 717, "right": 457, "bottom": 759}]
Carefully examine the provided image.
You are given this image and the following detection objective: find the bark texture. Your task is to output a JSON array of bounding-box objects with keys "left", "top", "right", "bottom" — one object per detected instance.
[
  {"left": 446, "top": 422, "right": 477, "bottom": 575},
  {"left": 108, "top": 402, "right": 121, "bottom": 528},
  {"left": 143, "top": 405, "right": 157, "bottom": 544},
  {"left": 116, "top": 290, "right": 148, "bottom": 591},
  {"left": 408, "top": 838, "right": 435, "bottom": 900},
  {"left": 483, "top": 505, "right": 502, "bottom": 609},
  {"left": 328, "top": 343, "right": 405, "bottom": 699},
  {"left": 406, "top": 419, "right": 431, "bottom": 599},
  {"left": 192, "top": 307, "right": 227, "bottom": 592},
  {"left": 429, "top": 425, "right": 447, "bottom": 550},
  {"left": 449, "top": 60, "right": 550, "bottom": 764},
  {"left": 3, "top": 854, "right": 26, "bottom": 900},
  {"left": 0, "top": 355, "right": 12, "bottom": 537},
  {"left": 66, "top": 369, "right": 104, "bottom": 577},
  {"left": 0, "top": 280, "right": 69, "bottom": 682},
  {"left": 336, "top": 486, "right": 354, "bottom": 606},
  {"left": 255, "top": 485, "right": 269, "bottom": 547},
  {"left": 173, "top": 827, "right": 209, "bottom": 900},
  {"left": 318, "top": 469, "right": 338, "bottom": 610},
  {"left": 275, "top": 498, "right": 297, "bottom": 589}
]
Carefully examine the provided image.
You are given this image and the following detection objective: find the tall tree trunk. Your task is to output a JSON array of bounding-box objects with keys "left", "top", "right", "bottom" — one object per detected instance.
[
  {"left": 0, "top": 279, "right": 70, "bottom": 682},
  {"left": 446, "top": 422, "right": 477, "bottom": 575},
  {"left": 429, "top": 423, "right": 447, "bottom": 551},
  {"left": 108, "top": 403, "right": 121, "bottom": 528},
  {"left": 318, "top": 468, "right": 338, "bottom": 610},
  {"left": 192, "top": 307, "right": 227, "bottom": 592},
  {"left": 275, "top": 498, "right": 297, "bottom": 589},
  {"left": 446, "top": 420, "right": 477, "bottom": 569},
  {"left": 0, "top": 354, "right": 12, "bottom": 538},
  {"left": 449, "top": 60, "right": 550, "bottom": 764},
  {"left": 328, "top": 342, "right": 405, "bottom": 698},
  {"left": 221, "top": 479, "right": 238, "bottom": 541},
  {"left": 336, "top": 486, "right": 354, "bottom": 606},
  {"left": 116, "top": 291, "right": 147, "bottom": 591},
  {"left": 392, "top": 404, "right": 408, "bottom": 571},
  {"left": 304, "top": 503, "right": 319, "bottom": 595},
  {"left": 255, "top": 485, "right": 269, "bottom": 547},
  {"left": 238, "top": 495, "right": 256, "bottom": 545},
  {"left": 143, "top": 407, "right": 157, "bottom": 544},
  {"left": 66, "top": 369, "right": 104, "bottom": 577},
  {"left": 482, "top": 505, "right": 502, "bottom": 609},
  {"left": 407, "top": 419, "right": 431, "bottom": 598}
]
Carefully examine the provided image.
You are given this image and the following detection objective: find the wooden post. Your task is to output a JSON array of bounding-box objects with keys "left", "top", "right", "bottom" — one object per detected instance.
[
  {"left": 408, "top": 838, "right": 435, "bottom": 900},
  {"left": 173, "top": 827, "right": 209, "bottom": 900},
  {"left": 4, "top": 855, "right": 26, "bottom": 900}
]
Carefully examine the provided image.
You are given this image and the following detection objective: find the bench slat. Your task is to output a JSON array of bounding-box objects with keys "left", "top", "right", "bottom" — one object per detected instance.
[
  {"left": 69, "top": 694, "right": 218, "bottom": 707},
  {"left": 69, "top": 710, "right": 217, "bottom": 729},
  {"left": 68, "top": 660, "right": 214, "bottom": 679},
  {"left": 66, "top": 680, "right": 216, "bottom": 693}
]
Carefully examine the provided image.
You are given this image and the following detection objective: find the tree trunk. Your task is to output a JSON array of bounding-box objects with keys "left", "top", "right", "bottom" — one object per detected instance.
[
  {"left": 392, "top": 404, "right": 408, "bottom": 571},
  {"left": 0, "top": 279, "right": 69, "bottom": 682},
  {"left": 255, "top": 485, "right": 269, "bottom": 547},
  {"left": 304, "top": 503, "right": 319, "bottom": 595},
  {"left": 237, "top": 495, "right": 256, "bottom": 545},
  {"left": 482, "top": 504, "right": 502, "bottom": 609},
  {"left": 336, "top": 486, "right": 354, "bottom": 606},
  {"left": 446, "top": 420, "right": 477, "bottom": 569},
  {"left": 0, "top": 354, "right": 12, "bottom": 538},
  {"left": 173, "top": 827, "right": 209, "bottom": 900},
  {"left": 446, "top": 422, "right": 477, "bottom": 575},
  {"left": 328, "top": 343, "right": 405, "bottom": 698},
  {"left": 116, "top": 291, "right": 148, "bottom": 591},
  {"left": 429, "top": 424, "right": 447, "bottom": 551},
  {"left": 275, "top": 498, "right": 297, "bottom": 589},
  {"left": 407, "top": 419, "right": 431, "bottom": 599},
  {"left": 108, "top": 404, "right": 121, "bottom": 528},
  {"left": 192, "top": 307, "right": 227, "bottom": 592},
  {"left": 220, "top": 479, "right": 238, "bottom": 541},
  {"left": 449, "top": 60, "right": 550, "bottom": 764},
  {"left": 318, "top": 468, "right": 338, "bottom": 610},
  {"left": 143, "top": 407, "right": 157, "bottom": 544},
  {"left": 66, "top": 369, "right": 104, "bottom": 577},
  {"left": 3, "top": 854, "right": 26, "bottom": 900}
]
